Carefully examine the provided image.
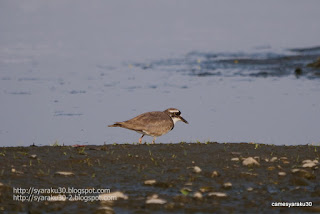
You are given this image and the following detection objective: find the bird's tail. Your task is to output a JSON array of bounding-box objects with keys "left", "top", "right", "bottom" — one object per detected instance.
[{"left": 108, "top": 123, "right": 122, "bottom": 127}]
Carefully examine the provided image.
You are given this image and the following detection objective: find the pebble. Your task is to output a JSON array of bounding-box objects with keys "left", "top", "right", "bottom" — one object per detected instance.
[
  {"left": 231, "top": 157, "right": 239, "bottom": 161},
  {"left": 193, "top": 166, "right": 202, "bottom": 173},
  {"left": 291, "top": 169, "right": 315, "bottom": 179},
  {"left": 302, "top": 159, "right": 312, "bottom": 164},
  {"left": 270, "top": 157, "right": 278, "bottom": 162},
  {"left": 208, "top": 192, "right": 227, "bottom": 197},
  {"left": 247, "top": 187, "right": 253, "bottom": 191},
  {"left": 223, "top": 182, "right": 232, "bottom": 188},
  {"left": 211, "top": 170, "right": 220, "bottom": 177},
  {"left": 29, "top": 154, "right": 37, "bottom": 159},
  {"left": 11, "top": 168, "right": 24, "bottom": 174},
  {"left": 99, "top": 191, "right": 128, "bottom": 201},
  {"left": 242, "top": 157, "right": 260, "bottom": 166},
  {"left": 199, "top": 186, "right": 213, "bottom": 193},
  {"left": 146, "top": 194, "right": 167, "bottom": 204},
  {"left": 144, "top": 179, "right": 156, "bottom": 185},
  {"left": 146, "top": 198, "right": 167, "bottom": 204},
  {"left": 55, "top": 171, "right": 74, "bottom": 176},
  {"left": 291, "top": 169, "right": 300, "bottom": 173},
  {"left": 278, "top": 172, "right": 286, "bottom": 176},
  {"left": 267, "top": 166, "right": 275, "bottom": 171},
  {"left": 241, "top": 172, "right": 258, "bottom": 177},
  {"left": 302, "top": 160, "right": 318, "bottom": 168},
  {"left": 182, "top": 187, "right": 192, "bottom": 192},
  {"left": 193, "top": 192, "right": 203, "bottom": 199},
  {"left": 96, "top": 206, "right": 114, "bottom": 213}
]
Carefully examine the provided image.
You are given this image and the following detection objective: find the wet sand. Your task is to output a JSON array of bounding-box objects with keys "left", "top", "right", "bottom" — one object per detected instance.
[{"left": 0, "top": 142, "right": 320, "bottom": 213}]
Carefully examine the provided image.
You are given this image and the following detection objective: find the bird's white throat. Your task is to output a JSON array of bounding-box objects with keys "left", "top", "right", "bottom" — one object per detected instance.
[{"left": 171, "top": 117, "right": 181, "bottom": 124}]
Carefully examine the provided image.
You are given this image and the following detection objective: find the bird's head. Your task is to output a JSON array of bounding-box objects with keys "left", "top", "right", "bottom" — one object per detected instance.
[{"left": 164, "top": 108, "right": 188, "bottom": 124}]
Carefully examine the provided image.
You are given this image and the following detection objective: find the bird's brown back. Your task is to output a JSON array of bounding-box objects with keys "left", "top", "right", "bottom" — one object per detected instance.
[{"left": 111, "top": 111, "right": 174, "bottom": 136}]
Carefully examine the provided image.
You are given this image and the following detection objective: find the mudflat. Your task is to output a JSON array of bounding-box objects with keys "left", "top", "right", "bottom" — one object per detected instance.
[{"left": 0, "top": 142, "right": 319, "bottom": 213}]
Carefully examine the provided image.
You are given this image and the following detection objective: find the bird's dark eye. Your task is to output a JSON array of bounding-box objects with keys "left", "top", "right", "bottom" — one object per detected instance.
[{"left": 175, "top": 112, "right": 181, "bottom": 116}]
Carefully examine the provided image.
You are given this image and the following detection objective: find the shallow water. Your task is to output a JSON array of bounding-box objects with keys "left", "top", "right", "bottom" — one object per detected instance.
[{"left": 1, "top": 1, "right": 320, "bottom": 146}]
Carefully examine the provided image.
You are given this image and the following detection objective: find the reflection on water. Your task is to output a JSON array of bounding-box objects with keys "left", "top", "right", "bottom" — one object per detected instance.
[{"left": 133, "top": 46, "right": 320, "bottom": 79}]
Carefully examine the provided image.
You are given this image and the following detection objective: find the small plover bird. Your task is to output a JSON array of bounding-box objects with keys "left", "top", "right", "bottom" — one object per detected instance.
[{"left": 108, "top": 108, "right": 188, "bottom": 144}]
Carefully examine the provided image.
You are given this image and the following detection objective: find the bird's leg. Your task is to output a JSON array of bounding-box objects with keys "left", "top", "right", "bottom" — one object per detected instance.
[
  {"left": 152, "top": 137, "right": 156, "bottom": 144},
  {"left": 139, "top": 134, "right": 145, "bottom": 144}
]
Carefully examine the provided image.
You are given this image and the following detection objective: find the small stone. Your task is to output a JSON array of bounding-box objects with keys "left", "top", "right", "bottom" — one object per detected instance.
[
  {"left": 291, "top": 169, "right": 300, "bottom": 173},
  {"left": 11, "top": 168, "right": 23, "bottom": 174},
  {"left": 241, "top": 172, "right": 258, "bottom": 177},
  {"left": 280, "top": 157, "right": 288, "bottom": 160},
  {"left": 231, "top": 157, "right": 239, "bottom": 161},
  {"left": 242, "top": 157, "right": 260, "bottom": 166},
  {"left": 144, "top": 179, "right": 156, "bottom": 185},
  {"left": 193, "top": 166, "right": 202, "bottom": 173},
  {"left": 181, "top": 187, "right": 192, "bottom": 192},
  {"left": 55, "top": 171, "right": 74, "bottom": 176},
  {"left": 211, "top": 170, "right": 220, "bottom": 177},
  {"left": 291, "top": 169, "right": 315, "bottom": 179},
  {"left": 208, "top": 192, "right": 227, "bottom": 197},
  {"left": 264, "top": 158, "right": 269, "bottom": 162},
  {"left": 307, "top": 57, "right": 320, "bottom": 68},
  {"left": 99, "top": 191, "right": 128, "bottom": 201},
  {"left": 96, "top": 206, "right": 114, "bottom": 213},
  {"left": 146, "top": 198, "right": 167, "bottom": 204},
  {"left": 302, "top": 159, "right": 313, "bottom": 164},
  {"left": 278, "top": 172, "right": 286, "bottom": 176},
  {"left": 282, "top": 160, "right": 290, "bottom": 164},
  {"left": 295, "top": 68, "right": 303, "bottom": 76},
  {"left": 199, "top": 186, "right": 213, "bottom": 193},
  {"left": 185, "top": 182, "right": 192, "bottom": 186},
  {"left": 267, "top": 166, "right": 275, "bottom": 171},
  {"left": 302, "top": 162, "right": 317, "bottom": 168},
  {"left": 223, "top": 182, "right": 232, "bottom": 188},
  {"left": 146, "top": 194, "right": 167, "bottom": 204},
  {"left": 247, "top": 187, "right": 253, "bottom": 191},
  {"left": 270, "top": 157, "right": 278, "bottom": 162},
  {"left": 29, "top": 154, "right": 37, "bottom": 159},
  {"left": 193, "top": 192, "right": 203, "bottom": 199}
]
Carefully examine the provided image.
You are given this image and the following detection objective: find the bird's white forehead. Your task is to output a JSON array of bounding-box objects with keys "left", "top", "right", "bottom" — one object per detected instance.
[{"left": 168, "top": 109, "right": 180, "bottom": 113}]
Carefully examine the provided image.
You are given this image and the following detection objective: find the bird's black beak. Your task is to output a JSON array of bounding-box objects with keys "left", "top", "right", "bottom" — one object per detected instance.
[{"left": 178, "top": 115, "right": 189, "bottom": 124}]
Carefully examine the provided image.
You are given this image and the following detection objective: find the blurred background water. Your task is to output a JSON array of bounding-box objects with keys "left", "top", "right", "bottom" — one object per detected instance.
[{"left": 1, "top": 0, "right": 320, "bottom": 146}]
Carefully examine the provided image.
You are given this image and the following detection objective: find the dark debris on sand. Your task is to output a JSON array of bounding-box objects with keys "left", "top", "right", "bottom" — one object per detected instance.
[{"left": 0, "top": 142, "right": 320, "bottom": 213}]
